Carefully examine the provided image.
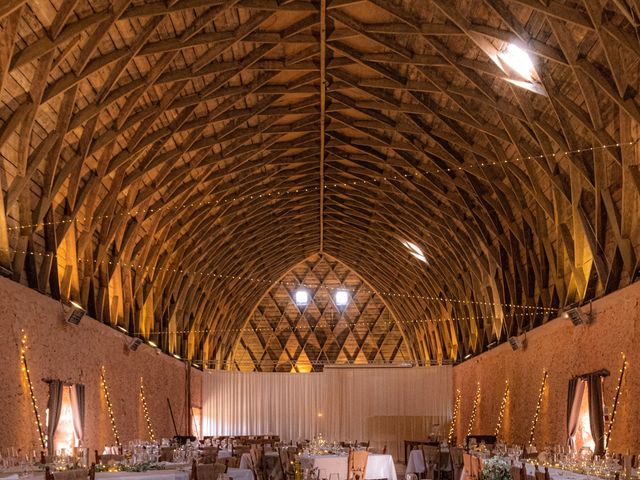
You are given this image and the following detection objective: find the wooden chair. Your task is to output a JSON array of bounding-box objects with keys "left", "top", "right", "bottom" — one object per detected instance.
[
  {"left": 367, "top": 446, "right": 387, "bottom": 455},
  {"left": 100, "top": 454, "right": 124, "bottom": 463},
  {"left": 462, "top": 454, "right": 474, "bottom": 480},
  {"left": 201, "top": 447, "right": 220, "bottom": 464},
  {"left": 191, "top": 459, "right": 227, "bottom": 480},
  {"left": 347, "top": 450, "right": 368, "bottom": 480},
  {"left": 449, "top": 447, "right": 464, "bottom": 480},
  {"left": 534, "top": 466, "right": 549, "bottom": 480},
  {"left": 51, "top": 468, "right": 90, "bottom": 480},
  {"left": 421, "top": 446, "right": 441, "bottom": 480},
  {"left": 250, "top": 445, "right": 265, "bottom": 480},
  {"left": 278, "top": 447, "right": 294, "bottom": 480},
  {"left": 510, "top": 466, "right": 522, "bottom": 480},
  {"left": 219, "top": 456, "right": 240, "bottom": 469}
]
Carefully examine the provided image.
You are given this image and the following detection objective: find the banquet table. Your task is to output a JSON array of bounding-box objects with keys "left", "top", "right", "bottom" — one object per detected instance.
[
  {"left": 405, "top": 448, "right": 450, "bottom": 476},
  {"left": 299, "top": 454, "right": 397, "bottom": 480},
  {"left": 459, "top": 458, "right": 612, "bottom": 480},
  {"left": 0, "top": 467, "right": 254, "bottom": 480}
]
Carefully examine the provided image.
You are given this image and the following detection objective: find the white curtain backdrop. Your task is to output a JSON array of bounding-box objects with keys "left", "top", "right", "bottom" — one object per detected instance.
[{"left": 202, "top": 366, "right": 452, "bottom": 457}]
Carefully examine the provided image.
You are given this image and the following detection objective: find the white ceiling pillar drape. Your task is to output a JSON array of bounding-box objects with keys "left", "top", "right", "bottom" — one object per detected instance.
[{"left": 202, "top": 366, "right": 452, "bottom": 455}]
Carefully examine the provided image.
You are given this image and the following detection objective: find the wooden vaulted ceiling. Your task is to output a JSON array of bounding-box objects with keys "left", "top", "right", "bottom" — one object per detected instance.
[{"left": 0, "top": 0, "right": 639, "bottom": 367}]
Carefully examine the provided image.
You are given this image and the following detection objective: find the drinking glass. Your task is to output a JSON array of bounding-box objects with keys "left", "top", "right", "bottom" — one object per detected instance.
[{"left": 329, "top": 473, "right": 340, "bottom": 480}]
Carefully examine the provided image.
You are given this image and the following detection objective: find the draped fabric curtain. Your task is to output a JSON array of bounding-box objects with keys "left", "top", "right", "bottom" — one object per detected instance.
[
  {"left": 47, "top": 381, "right": 64, "bottom": 455},
  {"left": 70, "top": 384, "right": 85, "bottom": 447},
  {"left": 566, "top": 378, "right": 585, "bottom": 452},
  {"left": 202, "top": 370, "right": 327, "bottom": 441},
  {"left": 202, "top": 366, "right": 452, "bottom": 458},
  {"left": 587, "top": 375, "right": 605, "bottom": 455}
]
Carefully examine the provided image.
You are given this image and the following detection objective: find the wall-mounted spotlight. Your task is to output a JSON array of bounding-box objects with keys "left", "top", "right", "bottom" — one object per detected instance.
[
  {"left": 563, "top": 303, "right": 592, "bottom": 326},
  {"left": 63, "top": 300, "right": 85, "bottom": 325},
  {"left": 509, "top": 336, "right": 523, "bottom": 351},
  {"left": 127, "top": 338, "right": 143, "bottom": 351}
]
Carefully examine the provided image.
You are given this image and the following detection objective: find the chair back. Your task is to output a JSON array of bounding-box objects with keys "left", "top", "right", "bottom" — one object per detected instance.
[
  {"left": 463, "top": 454, "right": 473, "bottom": 480},
  {"left": 279, "top": 447, "right": 293, "bottom": 479},
  {"left": 201, "top": 447, "right": 219, "bottom": 464},
  {"left": 534, "top": 467, "right": 549, "bottom": 480},
  {"left": 191, "top": 459, "right": 227, "bottom": 480},
  {"left": 511, "top": 466, "right": 522, "bottom": 480},
  {"left": 450, "top": 447, "right": 464, "bottom": 480},
  {"left": 100, "top": 454, "right": 124, "bottom": 464},
  {"left": 421, "top": 445, "right": 440, "bottom": 480},
  {"left": 347, "top": 450, "right": 369, "bottom": 480},
  {"left": 52, "top": 469, "right": 89, "bottom": 480}
]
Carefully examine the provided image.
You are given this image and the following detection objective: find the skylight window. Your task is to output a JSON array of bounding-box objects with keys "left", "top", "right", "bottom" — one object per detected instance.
[
  {"left": 335, "top": 290, "right": 349, "bottom": 306},
  {"left": 401, "top": 240, "right": 427, "bottom": 264},
  {"left": 500, "top": 44, "right": 535, "bottom": 80},
  {"left": 295, "top": 289, "right": 309, "bottom": 306}
]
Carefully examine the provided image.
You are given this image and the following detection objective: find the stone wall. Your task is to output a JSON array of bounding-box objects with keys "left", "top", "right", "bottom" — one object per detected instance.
[
  {"left": 0, "top": 277, "right": 202, "bottom": 452},
  {"left": 453, "top": 281, "right": 640, "bottom": 453}
]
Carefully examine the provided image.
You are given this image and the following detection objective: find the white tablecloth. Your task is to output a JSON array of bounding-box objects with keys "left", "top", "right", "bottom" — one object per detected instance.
[
  {"left": 406, "top": 449, "right": 450, "bottom": 475},
  {"left": 6, "top": 468, "right": 254, "bottom": 480},
  {"left": 300, "top": 454, "right": 397, "bottom": 480}
]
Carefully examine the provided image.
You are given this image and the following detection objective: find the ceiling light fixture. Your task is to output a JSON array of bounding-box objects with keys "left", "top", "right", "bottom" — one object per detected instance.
[
  {"left": 401, "top": 240, "right": 428, "bottom": 263},
  {"left": 500, "top": 43, "right": 535, "bottom": 81},
  {"left": 495, "top": 43, "right": 545, "bottom": 95},
  {"left": 335, "top": 290, "right": 349, "bottom": 306},
  {"left": 295, "top": 289, "right": 309, "bottom": 306}
]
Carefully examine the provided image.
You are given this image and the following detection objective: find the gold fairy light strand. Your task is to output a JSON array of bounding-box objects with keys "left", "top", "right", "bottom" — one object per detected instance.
[
  {"left": 20, "top": 331, "right": 46, "bottom": 449},
  {"left": 6, "top": 140, "right": 638, "bottom": 234},
  {"left": 0, "top": 245, "right": 558, "bottom": 315},
  {"left": 140, "top": 377, "right": 156, "bottom": 442},
  {"left": 528, "top": 370, "right": 548, "bottom": 447},
  {"left": 605, "top": 352, "right": 627, "bottom": 453},
  {"left": 448, "top": 388, "right": 462, "bottom": 444},
  {"left": 494, "top": 380, "right": 510, "bottom": 438},
  {"left": 100, "top": 366, "right": 121, "bottom": 445},
  {"left": 466, "top": 383, "right": 481, "bottom": 438}
]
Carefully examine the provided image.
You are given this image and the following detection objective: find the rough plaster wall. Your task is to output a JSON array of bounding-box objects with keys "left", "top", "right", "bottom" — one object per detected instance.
[
  {"left": 0, "top": 277, "right": 202, "bottom": 452},
  {"left": 453, "top": 281, "right": 640, "bottom": 453}
]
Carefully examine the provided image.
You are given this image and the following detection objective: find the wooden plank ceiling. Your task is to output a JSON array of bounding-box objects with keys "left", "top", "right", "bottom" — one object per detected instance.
[{"left": 0, "top": 0, "right": 639, "bottom": 367}]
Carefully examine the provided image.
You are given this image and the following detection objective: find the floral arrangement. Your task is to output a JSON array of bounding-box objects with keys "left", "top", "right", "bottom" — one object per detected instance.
[
  {"left": 481, "top": 457, "right": 512, "bottom": 480},
  {"left": 95, "top": 462, "right": 165, "bottom": 473}
]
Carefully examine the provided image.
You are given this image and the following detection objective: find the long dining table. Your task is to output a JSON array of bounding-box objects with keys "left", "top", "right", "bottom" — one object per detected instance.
[
  {"left": 299, "top": 453, "right": 397, "bottom": 480},
  {"left": 0, "top": 467, "right": 254, "bottom": 480}
]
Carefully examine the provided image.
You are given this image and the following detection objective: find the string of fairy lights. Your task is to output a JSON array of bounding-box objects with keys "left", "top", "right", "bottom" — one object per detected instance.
[
  {"left": 140, "top": 377, "right": 156, "bottom": 443},
  {"left": 6, "top": 140, "right": 638, "bottom": 235},
  {"left": 604, "top": 352, "right": 627, "bottom": 453},
  {"left": 20, "top": 330, "right": 46, "bottom": 449},
  {"left": 0, "top": 245, "right": 557, "bottom": 315},
  {"left": 448, "top": 388, "right": 461, "bottom": 444},
  {"left": 100, "top": 366, "right": 121, "bottom": 446},
  {"left": 109, "top": 312, "right": 553, "bottom": 340},
  {"left": 528, "top": 370, "right": 548, "bottom": 447},
  {"left": 466, "top": 382, "right": 481, "bottom": 437},
  {"left": 494, "top": 380, "right": 510, "bottom": 438}
]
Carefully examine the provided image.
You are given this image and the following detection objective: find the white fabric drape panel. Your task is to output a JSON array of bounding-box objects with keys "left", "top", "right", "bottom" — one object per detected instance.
[
  {"left": 202, "top": 366, "right": 452, "bottom": 448},
  {"left": 202, "top": 371, "right": 327, "bottom": 441}
]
